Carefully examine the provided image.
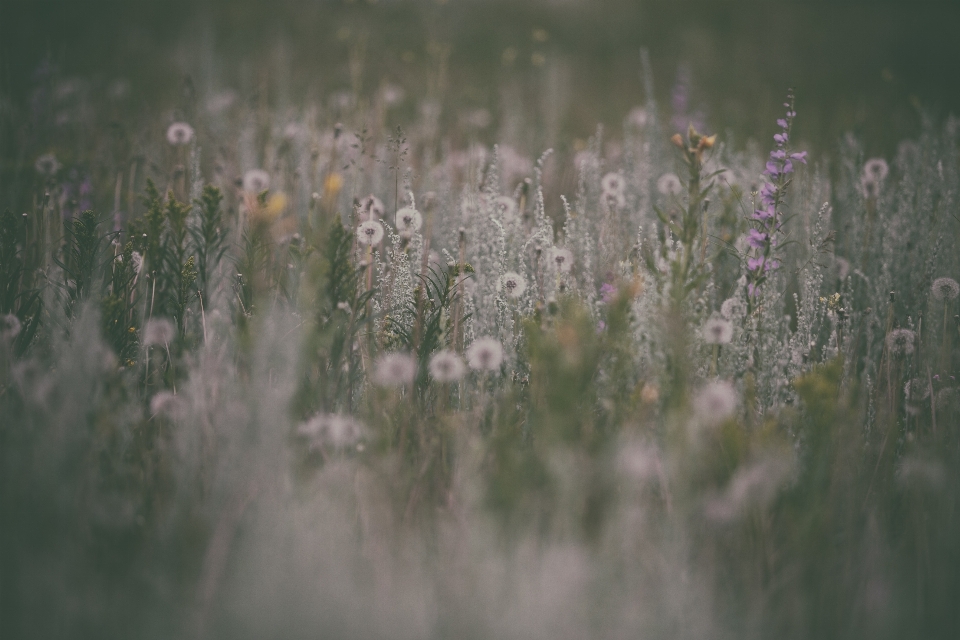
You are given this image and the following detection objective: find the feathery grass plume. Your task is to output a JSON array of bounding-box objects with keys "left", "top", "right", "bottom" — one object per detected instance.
[{"left": 34, "top": 153, "right": 61, "bottom": 176}]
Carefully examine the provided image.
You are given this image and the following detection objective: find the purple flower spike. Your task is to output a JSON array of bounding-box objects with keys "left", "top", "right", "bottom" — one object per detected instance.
[
  {"left": 747, "top": 229, "right": 768, "bottom": 248},
  {"left": 765, "top": 161, "right": 781, "bottom": 177},
  {"left": 753, "top": 205, "right": 775, "bottom": 220}
]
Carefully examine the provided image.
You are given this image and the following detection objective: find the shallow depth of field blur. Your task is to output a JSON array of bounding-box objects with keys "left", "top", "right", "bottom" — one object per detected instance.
[{"left": 2, "top": 1, "right": 960, "bottom": 638}]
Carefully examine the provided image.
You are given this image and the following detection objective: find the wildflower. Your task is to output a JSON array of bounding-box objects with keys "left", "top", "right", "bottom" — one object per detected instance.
[
  {"left": 931, "top": 277, "right": 960, "bottom": 301},
  {"left": 0, "top": 313, "right": 21, "bottom": 340},
  {"left": 693, "top": 380, "right": 737, "bottom": 426},
  {"left": 373, "top": 352, "right": 417, "bottom": 387},
  {"left": 720, "top": 297, "right": 745, "bottom": 319},
  {"left": 627, "top": 107, "right": 649, "bottom": 129},
  {"left": 863, "top": 158, "right": 889, "bottom": 183},
  {"left": 143, "top": 317, "right": 175, "bottom": 346},
  {"left": 601, "top": 172, "right": 625, "bottom": 196},
  {"left": 165, "top": 122, "right": 195, "bottom": 146},
  {"left": 34, "top": 153, "right": 61, "bottom": 176},
  {"left": 703, "top": 316, "right": 733, "bottom": 344},
  {"left": 298, "top": 413, "right": 365, "bottom": 450},
  {"left": 600, "top": 282, "right": 617, "bottom": 303},
  {"left": 429, "top": 350, "right": 466, "bottom": 382},
  {"left": 466, "top": 337, "right": 504, "bottom": 371},
  {"left": 357, "top": 220, "right": 385, "bottom": 246},
  {"left": 550, "top": 247, "right": 573, "bottom": 273},
  {"left": 657, "top": 172, "right": 683, "bottom": 196},
  {"left": 500, "top": 272, "right": 526, "bottom": 298},
  {"left": 885, "top": 328, "right": 916, "bottom": 357},
  {"left": 242, "top": 169, "right": 271, "bottom": 193},
  {"left": 150, "top": 391, "right": 185, "bottom": 420},
  {"left": 358, "top": 194, "right": 385, "bottom": 221},
  {"left": 492, "top": 196, "right": 518, "bottom": 221},
  {"left": 395, "top": 207, "right": 423, "bottom": 232}
]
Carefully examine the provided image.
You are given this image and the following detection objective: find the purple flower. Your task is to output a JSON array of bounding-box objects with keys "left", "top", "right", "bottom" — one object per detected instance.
[
  {"left": 783, "top": 160, "right": 794, "bottom": 174},
  {"left": 770, "top": 150, "right": 786, "bottom": 160},
  {"left": 774, "top": 133, "right": 788, "bottom": 144},
  {"left": 776, "top": 119, "right": 788, "bottom": 128},
  {"left": 747, "top": 256, "right": 765, "bottom": 271},
  {"left": 790, "top": 151, "right": 807, "bottom": 164},
  {"left": 765, "top": 161, "right": 781, "bottom": 177},
  {"left": 597, "top": 320, "right": 606, "bottom": 334},
  {"left": 753, "top": 206, "right": 775, "bottom": 220},
  {"left": 747, "top": 229, "right": 768, "bottom": 249},
  {"left": 600, "top": 283, "right": 616, "bottom": 303}
]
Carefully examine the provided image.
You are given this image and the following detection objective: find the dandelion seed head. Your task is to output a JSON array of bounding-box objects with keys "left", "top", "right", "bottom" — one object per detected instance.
[
  {"left": 373, "top": 352, "right": 417, "bottom": 387},
  {"left": 466, "top": 337, "right": 504, "bottom": 372},
  {"left": 143, "top": 317, "right": 175, "bottom": 346},
  {"left": 861, "top": 176, "right": 880, "bottom": 199},
  {"left": 657, "top": 172, "right": 683, "bottom": 196},
  {"left": 492, "top": 196, "right": 518, "bottom": 221},
  {"left": 150, "top": 391, "right": 185, "bottom": 420},
  {"left": 298, "top": 413, "right": 365, "bottom": 449},
  {"left": 166, "top": 122, "right": 195, "bottom": 146},
  {"left": 550, "top": 247, "right": 573, "bottom": 273},
  {"left": 357, "top": 220, "right": 385, "bottom": 246},
  {"left": 242, "top": 169, "right": 271, "bottom": 194},
  {"left": 395, "top": 207, "right": 423, "bottom": 232},
  {"left": 863, "top": 157, "right": 889, "bottom": 183},
  {"left": 358, "top": 194, "right": 385, "bottom": 221},
  {"left": 931, "top": 277, "right": 960, "bottom": 301},
  {"left": 693, "top": 380, "right": 737, "bottom": 426},
  {"left": 34, "top": 153, "right": 61, "bottom": 176},
  {"left": 720, "top": 297, "right": 745, "bottom": 320},
  {"left": 885, "top": 328, "right": 916, "bottom": 357},
  {"left": 703, "top": 316, "right": 733, "bottom": 344},
  {"left": 0, "top": 313, "right": 21, "bottom": 340},
  {"left": 601, "top": 172, "right": 625, "bottom": 196},
  {"left": 618, "top": 443, "right": 662, "bottom": 483},
  {"left": 627, "top": 107, "right": 649, "bottom": 129},
  {"left": 500, "top": 271, "right": 527, "bottom": 298},
  {"left": 429, "top": 350, "right": 466, "bottom": 382}
]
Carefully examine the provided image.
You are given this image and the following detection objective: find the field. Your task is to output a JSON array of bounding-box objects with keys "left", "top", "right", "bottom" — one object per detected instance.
[{"left": 2, "top": 1, "right": 960, "bottom": 638}]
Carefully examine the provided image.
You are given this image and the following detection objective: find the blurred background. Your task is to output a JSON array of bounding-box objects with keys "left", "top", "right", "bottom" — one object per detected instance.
[{"left": 2, "top": 0, "right": 959, "bottom": 155}]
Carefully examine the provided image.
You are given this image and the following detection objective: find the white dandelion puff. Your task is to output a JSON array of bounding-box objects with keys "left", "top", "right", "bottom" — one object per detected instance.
[
  {"left": 0, "top": 313, "right": 21, "bottom": 340},
  {"left": 500, "top": 271, "right": 527, "bottom": 298},
  {"left": 34, "top": 153, "right": 61, "bottom": 176},
  {"left": 143, "top": 317, "right": 175, "bottom": 347},
  {"left": 466, "top": 337, "right": 504, "bottom": 372},
  {"left": 931, "top": 277, "right": 960, "bottom": 301},
  {"left": 627, "top": 107, "right": 649, "bottom": 129},
  {"left": 703, "top": 316, "right": 733, "bottom": 344},
  {"left": 601, "top": 172, "right": 625, "bottom": 196},
  {"left": 395, "top": 207, "right": 423, "bottom": 232},
  {"left": 358, "top": 194, "right": 385, "bottom": 221},
  {"left": 429, "top": 350, "right": 466, "bottom": 383},
  {"left": 693, "top": 380, "right": 737, "bottom": 426},
  {"left": 242, "top": 169, "right": 271, "bottom": 193},
  {"left": 550, "top": 247, "right": 574, "bottom": 273},
  {"left": 885, "top": 328, "right": 916, "bottom": 357},
  {"left": 373, "top": 352, "right": 417, "bottom": 387},
  {"left": 150, "top": 391, "right": 185, "bottom": 420},
  {"left": 657, "top": 172, "right": 683, "bottom": 196},
  {"left": 604, "top": 189, "right": 626, "bottom": 210},
  {"left": 298, "top": 413, "right": 365, "bottom": 450},
  {"left": 165, "top": 122, "right": 195, "bottom": 146},
  {"left": 720, "top": 297, "right": 745, "bottom": 320},
  {"left": 491, "top": 196, "right": 518, "bottom": 221},
  {"left": 863, "top": 158, "right": 889, "bottom": 183},
  {"left": 357, "top": 220, "right": 385, "bottom": 246}
]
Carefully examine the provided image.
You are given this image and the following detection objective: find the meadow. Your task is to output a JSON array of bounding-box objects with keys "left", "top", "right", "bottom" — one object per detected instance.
[{"left": 1, "top": 2, "right": 960, "bottom": 638}]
